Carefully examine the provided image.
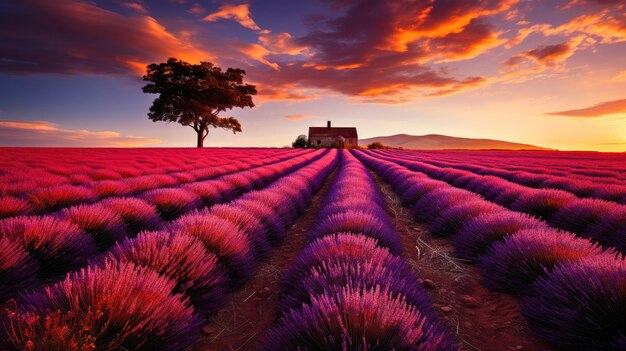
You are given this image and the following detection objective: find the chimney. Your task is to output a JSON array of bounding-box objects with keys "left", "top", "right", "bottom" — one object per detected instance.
[{"left": 327, "top": 121, "right": 331, "bottom": 128}]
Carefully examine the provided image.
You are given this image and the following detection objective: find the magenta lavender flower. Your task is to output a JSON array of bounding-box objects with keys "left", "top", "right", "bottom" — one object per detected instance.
[
  {"left": 183, "top": 181, "right": 225, "bottom": 206},
  {"left": 141, "top": 188, "right": 201, "bottom": 221},
  {"left": 9, "top": 261, "right": 201, "bottom": 350},
  {"left": 480, "top": 228, "right": 608, "bottom": 294},
  {"left": 169, "top": 211, "right": 254, "bottom": 288},
  {"left": 453, "top": 210, "right": 547, "bottom": 261},
  {"left": 278, "top": 256, "right": 433, "bottom": 317},
  {"left": 0, "top": 196, "right": 32, "bottom": 219},
  {"left": 209, "top": 204, "right": 271, "bottom": 259},
  {"left": 283, "top": 233, "right": 395, "bottom": 287},
  {"left": 551, "top": 198, "right": 619, "bottom": 235},
  {"left": 584, "top": 206, "right": 626, "bottom": 252},
  {"left": 91, "top": 180, "right": 132, "bottom": 197},
  {"left": 0, "top": 215, "right": 97, "bottom": 276},
  {"left": 107, "top": 231, "right": 229, "bottom": 317},
  {"left": 28, "top": 185, "right": 96, "bottom": 213},
  {"left": 429, "top": 200, "right": 502, "bottom": 237},
  {"left": 230, "top": 198, "right": 287, "bottom": 244},
  {"left": 399, "top": 179, "right": 447, "bottom": 207},
  {"left": 509, "top": 189, "right": 577, "bottom": 221},
  {"left": 522, "top": 255, "right": 626, "bottom": 350},
  {"left": 100, "top": 197, "right": 161, "bottom": 234},
  {"left": 0, "top": 236, "right": 38, "bottom": 302},
  {"left": 310, "top": 211, "right": 401, "bottom": 255},
  {"left": 57, "top": 204, "right": 128, "bottom": 249},
  {"left": 260, "top": 286, "right": 457, "bottom": 351},
  {"left": 411, "top": 187, "right": 478, "bottom": 224}
]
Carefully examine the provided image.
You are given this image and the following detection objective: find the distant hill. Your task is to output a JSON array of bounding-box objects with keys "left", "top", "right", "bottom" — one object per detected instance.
[{"left": 359, "top": 134, "right": 550, "bottom": 150}]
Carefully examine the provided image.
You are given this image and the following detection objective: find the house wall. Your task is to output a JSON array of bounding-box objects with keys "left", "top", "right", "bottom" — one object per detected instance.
[
  {"left": 309, "top": 136, "right": 336, "bottom": 148},
  {"left": 345, "top": 138, "right": 358, "bottom": 147},
  {"left": 308, "top": 136, "right": 359, "bottom": 148}
]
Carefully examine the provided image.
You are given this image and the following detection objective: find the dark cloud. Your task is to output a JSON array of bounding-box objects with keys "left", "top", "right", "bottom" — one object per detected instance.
[
  {"left": 0, "top": 0, "right": 211, "bottom": 75},
  {"left": 525, "top": 42, "right": 572, "bottom": 65},
  {"left": 503, "top": 55, "right": 525, "bottom": 67},
  {"left": 0, "top": 0, "right": 523, "bottom": 102},
  {"left": 248, "top": 0, "right": 515, "bottom": 102}
]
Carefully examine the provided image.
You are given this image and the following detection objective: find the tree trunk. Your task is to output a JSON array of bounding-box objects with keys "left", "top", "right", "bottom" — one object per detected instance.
[{"left": 196, "top": 130, "right": 204, "bottom": 148}]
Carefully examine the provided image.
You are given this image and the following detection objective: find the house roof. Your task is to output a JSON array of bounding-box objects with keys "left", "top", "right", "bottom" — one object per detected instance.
[{"left": 308, "top": 127, "right": 358, "bottom": 138}]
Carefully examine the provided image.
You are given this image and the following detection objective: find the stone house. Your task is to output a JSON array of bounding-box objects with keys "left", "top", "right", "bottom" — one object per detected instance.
[{"left": 308, "top": 121, "right": 358, "bottom": 148}]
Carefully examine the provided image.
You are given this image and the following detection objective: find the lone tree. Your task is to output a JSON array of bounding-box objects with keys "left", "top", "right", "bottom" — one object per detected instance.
[{"left": 142, "top": 58, "right": 257, "bottom": 147}]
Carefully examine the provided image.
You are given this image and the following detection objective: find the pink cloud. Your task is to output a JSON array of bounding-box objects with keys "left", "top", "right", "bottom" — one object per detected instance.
[
  {"left": 121, "top": 1, "right": 148, "bottom": 14},
  {"left": 0, "top": 120, "right": 162, "bottom": 147},
  {"left": 203, "top": 3, "right": 260, "bottom": 30},
  {"left": 284, "top": 114, "right": 315, "bottom": 121},
  {"left": 547, "top": 98, "right": 626, "bottom": 117}
]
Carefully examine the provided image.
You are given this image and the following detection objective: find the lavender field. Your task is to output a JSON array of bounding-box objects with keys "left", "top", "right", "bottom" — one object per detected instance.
[{"left": 0, "top": 147, "right": 624, "bottom": 351}]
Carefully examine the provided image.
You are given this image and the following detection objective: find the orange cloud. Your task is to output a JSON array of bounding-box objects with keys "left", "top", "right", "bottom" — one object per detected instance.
[
  {"left": 307, "top": 63, "right": 363, "bottom": 71},
  {"left": 233, "top": 42, "right": 280, "bottom": 70},
  {"left": 506, "top": 24, "right": 551, "bottom": 47},
  {"left": 546, "top": 11, "right": 626, "bottom": 44},
  {"left": 509, "top": 5, "right": 626, "bottom": 51},
  {"left": 254, "top": 85, "right": 320, "bottom": 102},
  {"left": 0, "top": 0, "right": 212, "bottom": 75},
  {"left": 430, "top": 20, "right": 507, "bottom": 63},
  {"left": 611, "top": 70, "right": 626, "bottom": 82},
  {"left": 284, "top": 114, "right": 315, "bottom": 121},
  {"left": 547, "top": 98, "right": 626, "bottom": 117},
  {"left": 382, "top": 0, "right": 518, "bottom": 52},
  {"left": 203, "top": 3, "right": 260, "bottom": 30},
  {"left": 499, "top": 37, "right": 582, "bottom": 82},
  {"left": 0, "top": 120, "right": 162, "bottom": 147},
  {"left": 427, "top": 76, "right": 488, "bottom": 97},
  {"left": 244, "top": 0, "right": 517, "bottom": 104},
  {"left": 258, "top": 31, "right": 309, "bottom": 56}
]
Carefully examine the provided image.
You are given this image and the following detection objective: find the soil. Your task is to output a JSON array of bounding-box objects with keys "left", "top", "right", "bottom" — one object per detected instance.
[
  {"left": 192, "top": 166, "right": 554, "bottom": 351},
  {"left": 373, "top": 172, "right": 554, "bottom": 351},
  {"left": 191, "top": 168, "right": 338, "bottom": 351}
]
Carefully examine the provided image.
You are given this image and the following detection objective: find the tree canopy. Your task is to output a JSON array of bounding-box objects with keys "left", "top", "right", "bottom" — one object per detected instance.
[
  {"left": 292, "top": 134, "right": 308, "bottom": 148},
  {"left": 142, "top": 58, "right": 257, "bottom": 147},
  {"left": 367, "top": 142, "right": 388, "bottom": 149}
]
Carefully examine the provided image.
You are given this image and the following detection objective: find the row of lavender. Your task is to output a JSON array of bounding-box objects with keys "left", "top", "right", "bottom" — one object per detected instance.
[
  {"left": 394, "top": 150, "right": 626, "bottom": 184},
  {"left": 355, "top": 150, "right": 625, "bottom": 350},
  {"left": 376, "top": 149, "right": 626, "bottom": 203},
  {"left": 0, "top": 148, "right": 296, "bottom": 199},
  {"left": 2, "top": 151, "right": 338, "bottom": 350},
  {"left": 260, "top": 150, "right": 457, "bottom": 350},
  {"left": 421, "top": 153, "right": 626, "bottom": 186},
  {"left": 370, "top": 150, "right": 626, "bottom": 253},
  {"left": 0, "top": 150, "right": 325, "bottom": 304},
  {"left": 0, "top": 148, "right": 301, "bottom": 189},
  {"left": 0, "top": 149, "right": 310, "bottom": 217}
]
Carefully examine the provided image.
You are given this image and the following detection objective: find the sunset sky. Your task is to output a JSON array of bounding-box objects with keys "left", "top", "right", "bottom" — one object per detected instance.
[{"left": 1, "top": 0, "right": 625, "bottom": 151}]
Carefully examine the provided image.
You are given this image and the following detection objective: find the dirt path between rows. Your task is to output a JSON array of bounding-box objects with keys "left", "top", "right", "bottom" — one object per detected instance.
[
  {"left": 372, "top": 172, "right": 554, "bottom": 351},
  {"left": 191, "top": 168, "right": 338, "bottom": 351}
]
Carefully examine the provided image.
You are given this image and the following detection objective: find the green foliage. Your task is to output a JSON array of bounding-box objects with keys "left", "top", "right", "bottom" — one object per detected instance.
[
  {"left": 367, "top": 142, "right": 387, "bottom": 149},
  {"left": 292, "top": 135, "right": 308, "bottom": 148},
  {"left": 142, "top": 58, "right": 257, "bottom": 147}
]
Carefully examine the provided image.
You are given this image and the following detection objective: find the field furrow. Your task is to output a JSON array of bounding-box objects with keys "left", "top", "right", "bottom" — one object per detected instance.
[
  {"left": 365, "top": 150, "right": 626, "bottom": 253},
  {"left": 355, "top": 149, "right": 625, "bottom": 351},
  {"left": 1, "top": 147, "right": 624, "bottom": 351}
]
